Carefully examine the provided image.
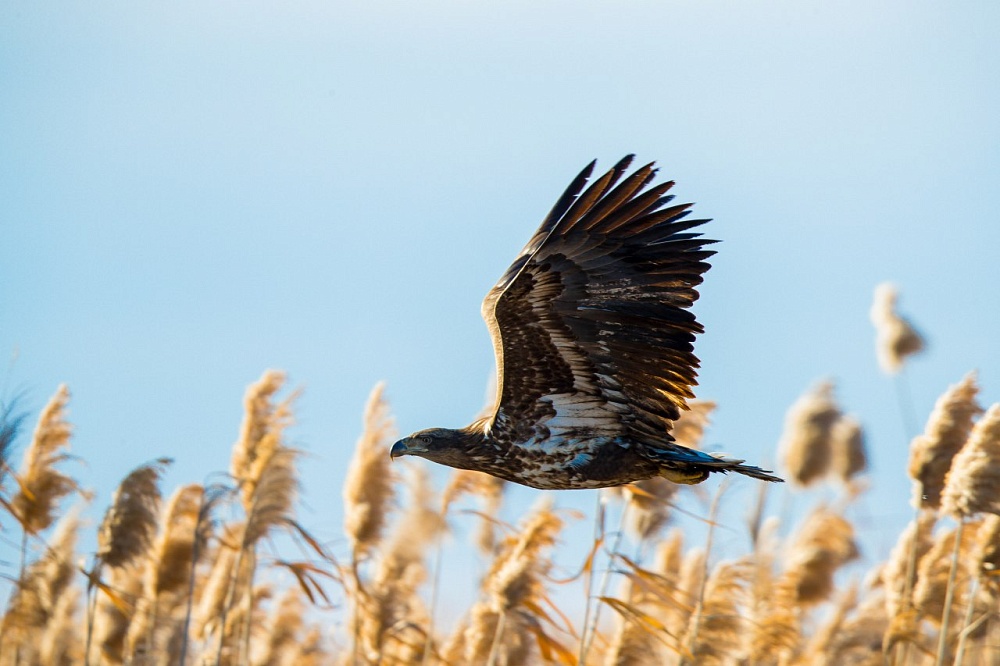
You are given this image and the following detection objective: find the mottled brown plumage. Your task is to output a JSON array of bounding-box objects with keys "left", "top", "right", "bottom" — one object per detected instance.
[{"left": 392, "top": 156, "right": 781, "bottom": 489}]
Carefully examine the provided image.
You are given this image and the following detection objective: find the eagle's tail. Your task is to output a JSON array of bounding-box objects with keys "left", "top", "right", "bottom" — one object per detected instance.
[{"left": 649, "top": 445, "right": 784, "bottom": 484}]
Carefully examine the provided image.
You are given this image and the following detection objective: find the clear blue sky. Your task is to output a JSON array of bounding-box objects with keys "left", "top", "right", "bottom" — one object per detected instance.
[{"left": 3, "top": 0, "right": 999, "bottom": 618}]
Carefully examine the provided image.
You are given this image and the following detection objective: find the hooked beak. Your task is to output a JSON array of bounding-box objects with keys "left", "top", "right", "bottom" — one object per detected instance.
[{"left": 390, "top": 439, "right": 409, "bottom": 460}]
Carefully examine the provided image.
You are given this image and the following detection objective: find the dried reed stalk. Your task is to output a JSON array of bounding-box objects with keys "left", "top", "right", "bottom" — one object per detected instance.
[
  {"left": 665, "top": 546, "right": 705, "bottom": 654},
  {"left": 880, "top": 511, "right": 936, "bottom": 619},
  {"left": 912, "top": 525, "right": 979, "bottom": 626},
  {"left": 601, "top": 531, "right": 687, "bottom": 665},
  {"left": 680, "top": 480, "right": 728, "bottom": 665},
  {"left": 443, "top": 469, "right": 506, "bottom": 554},
  {"left": 954, "top": 514, "right": 1000, "bottom": 665},
  {"left": 683, "top": 558, "right": 751, "bottom": 665},
  {"left": 603, "top": 574, "right": 666, "bottom": 666},
  {"left": 449, "top": 500, "right": 564, "bottom": 665},
  {"left": 933, "top": 403, "right": 1000, "bottom": 665},
  {"left": 221, "top": 372, "right": 300, "bottom": 666},
  {"left": 354, "top": 466, "right": 444, "bottom": 664}
]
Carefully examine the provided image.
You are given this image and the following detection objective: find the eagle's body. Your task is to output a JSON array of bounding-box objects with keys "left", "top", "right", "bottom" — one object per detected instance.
[{"left": 391, "top": 156, "right": 781, "bottom": 489}]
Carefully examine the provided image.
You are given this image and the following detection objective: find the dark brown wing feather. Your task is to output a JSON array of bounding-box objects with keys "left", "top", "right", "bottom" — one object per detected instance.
[{"left": 481, "top": 156, "right": 715, "bottom": 447}]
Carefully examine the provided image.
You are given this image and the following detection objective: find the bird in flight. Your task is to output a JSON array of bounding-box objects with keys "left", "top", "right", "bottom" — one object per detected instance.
[{"left": 391, "top": 156, "right": 781, "bottom": 489}]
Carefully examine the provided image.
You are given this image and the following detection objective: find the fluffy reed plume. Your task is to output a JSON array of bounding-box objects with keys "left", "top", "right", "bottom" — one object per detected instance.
[
  {"left": 870, "top": 282, "right": 925, "bottom": 374},
  {"left": 343, "top": 382, "right": 396, "bottom": 559},
  {"left": 148, "top": 484, "right": 204, "bottom": 599},
  {"left": 655, "top": 545, "right": 704, "bottom": 656},
  {"left": 654, "top": 528, "right": 685, "bottom": 580},
  {"left": 257, "top": 588, "right": 305, "bottom": 666},
  {"left": 193, "top": 541, "right": 239, "bottom": 640},
  {"left": 879, "top": 511, "right": 936, "bottom": 618},
  {"left": 912, "top": 524, "right": 979, "bottom": 624},
  {"left": 815, "top": 587, "right": 887, "bottom": 666},
  {"left": 89, "top": 564, "right": 143, "bottom": 665},
  {"left": 746, "top": 518, "right": 800, "bottom": 664},
  {"left": 603, "top": 573, "right": 669, "bottom": 666},
  {"left": 601, "top": 531, "right": 686, "bottom": 666},
  {"left": 778, "top": 381, "right": 841, "bottom": 487},
  {"left": 86, "top": 460, "right": 168, "bottom": 665},
  {"left": 443, "top": 469, "right": 506, "bottom": 553},
  {"left": 829, "top": 415, "right": 868, "bottom": 485},
  {"left": 941, "top": 403, "right": 1000, "bottom": 519},
  {"left": 292, "top": 627, "right": 327, "bottom": 666},
  {"left": 124, "top": 484, "right": 204, "bottom": 663},
  {"left": 974, "top": 513, "right": 1000, "bottom": 575},
  {"left": 39, "top": 586, "right": 82, "bottom": 666},
  {"left": 211, "top": 584, "right": 271, "bottom": 666},
  {"left": 97, "top": 459, "right": 170, "bottom": 570},
  {"left": 908, "top": 371, "right": 982, "bottom": 509},
  {"left": 934, "top": 403, "right": 1000, "bottom": 663},
  {"left": 954, "top": 515, "right": 1000, "bottom": 665},
  {"left": 783, "top": 508, "right": 858, "bottom": 606},
  {"left": 230, "top": 370, "right": 292, "bottom": 506},
  {"left": 216, "top": 373, "right": 303, "bottom": 666},
  {"left": 800, "top": 583, "right": 856, "bottom": 664},
  {"left": 622, "top": 479, "right": 677, "bottom": 544},
  {"left": 243, "top": 446, "right": 299, "bottom": 546},
  {"left": 0, "top": 510, "right": 80, "bottom": 662},
  {"left": 603, "top": 576, "right": 650, "bottom": 666},
  {"left": 683, "top": 558, "right": 751, "bottom": 665},
  {"left": 447, "top": 500, "right": 566, "bottom": 665},
  {"left": 7, "top": 355, "right": 1000, "bottom": 665},
  {"left": 354, "top": 466, "right": 445, "bottom": 664},
  {"left": 9, "top": 384, "right": 76, "bottom": 535},
  {"left": 671, "top": 400, "right": 716, "bottom": 449}
]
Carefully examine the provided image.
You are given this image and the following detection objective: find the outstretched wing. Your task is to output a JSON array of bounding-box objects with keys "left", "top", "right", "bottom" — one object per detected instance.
[{"left": 481, "top": 155, "right": 715, "bottom": 448}]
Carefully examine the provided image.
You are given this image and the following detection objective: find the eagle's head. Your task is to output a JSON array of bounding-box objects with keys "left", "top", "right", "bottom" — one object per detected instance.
[{"left": 390, "top": 427, "right": 481, "bottom": 469}]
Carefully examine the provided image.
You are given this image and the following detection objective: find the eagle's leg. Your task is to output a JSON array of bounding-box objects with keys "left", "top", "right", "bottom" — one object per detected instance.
[{"left": 659, "top": 466, "right": 710, "bottom": 485}]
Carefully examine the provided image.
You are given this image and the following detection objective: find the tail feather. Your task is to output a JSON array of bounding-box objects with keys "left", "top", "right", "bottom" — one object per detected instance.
[{"left": 648, "top": 445, "right": 784, "bottom": 484}]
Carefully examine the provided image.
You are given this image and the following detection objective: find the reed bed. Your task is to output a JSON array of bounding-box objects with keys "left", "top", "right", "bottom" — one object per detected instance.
[{"left": 1, "top": 289, "right": 997, "bottom": 665}]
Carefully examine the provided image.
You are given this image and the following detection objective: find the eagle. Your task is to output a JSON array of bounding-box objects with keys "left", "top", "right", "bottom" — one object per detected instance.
[{"left": 391, "top": 156, "right": 781, "bottom": 489}]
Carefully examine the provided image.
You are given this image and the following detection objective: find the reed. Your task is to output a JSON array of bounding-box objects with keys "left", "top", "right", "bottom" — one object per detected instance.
[{"left": 1, "top": 309, "right": 997, "bottom": 664}]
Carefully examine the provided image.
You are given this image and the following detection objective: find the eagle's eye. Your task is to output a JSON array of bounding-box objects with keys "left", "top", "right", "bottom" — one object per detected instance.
[{"left": 419, "top": 435, "right": 433, "bottom": 446}]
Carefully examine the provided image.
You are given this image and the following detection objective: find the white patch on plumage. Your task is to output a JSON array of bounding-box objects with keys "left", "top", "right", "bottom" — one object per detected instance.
[{"left": 522, "top": 394, "right": 621, "bottom": 449}]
